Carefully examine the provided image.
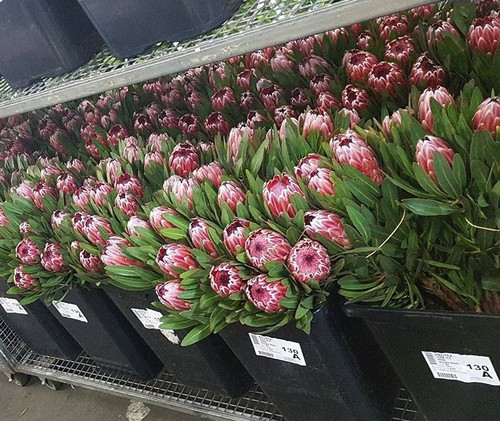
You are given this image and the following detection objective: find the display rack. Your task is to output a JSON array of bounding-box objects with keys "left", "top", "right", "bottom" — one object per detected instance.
[
  {"left": 0, "top": 0, "right": 438, "bottom": 118},
  {"left": 0, "top": 318, "right": 420, "bottom": 421}
]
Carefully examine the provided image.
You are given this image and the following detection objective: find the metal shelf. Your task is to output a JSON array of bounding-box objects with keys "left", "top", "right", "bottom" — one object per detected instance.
[
  {"left": 0, "top": 0, "right": 438, "bottom": 118},
  {"left": 0, "top": 317, "right": 421, "bottom": 421}
]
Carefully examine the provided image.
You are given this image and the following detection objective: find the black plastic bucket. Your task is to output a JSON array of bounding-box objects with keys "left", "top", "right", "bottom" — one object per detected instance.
[
  {"left": 0, "top": 0, "right": 102, "bottom": 88},
  {"left": 0, "top": 281, "right": 81, "bottom": 359},
  {"left": 104, "top": 287, "right": 254, "bottom": 396},
  {"left": 76, "top": 0, "right": 244, "bottom": 59},
  {"left": 47, "top": 287, "right": 163, "bottom": 380},
  {"left": 220, "top": 296, "right": 400, "bottom": 421},
  {"left": 344, "top": 305, "right": 500, "bottom": 421}
]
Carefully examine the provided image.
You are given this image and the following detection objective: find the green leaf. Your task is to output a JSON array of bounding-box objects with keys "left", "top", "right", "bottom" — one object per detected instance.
[
  {"left": 345, "top": 206, "right": 371, "bottom": 243},
  {"left": 412, "top": 164, "right": 446, "bottom": 196},
  {"left": 422, "top": 260, "right": 460, "bottom": 270},
  {"left": 401, "top": 199, "right": 461, "bottom": 216},
  {"left": 159, "top": 317, "right": 198, "bottom": 330},
  {"left": 181, "top": 324, "right": 212, "bottom": 346},
  {"left": 433, "top": 152, "right": 462, "bottom": 198},
  {"left": 481, "top": 277, "right": 500, "bottom": 292}
]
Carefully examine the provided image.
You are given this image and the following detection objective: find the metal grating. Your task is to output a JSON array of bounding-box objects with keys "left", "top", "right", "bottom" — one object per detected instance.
[{"left": 0, "top": 0, "right": 438, "bottom": 118}]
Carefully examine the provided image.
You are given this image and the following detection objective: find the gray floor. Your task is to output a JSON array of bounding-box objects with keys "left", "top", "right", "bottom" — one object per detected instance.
[{"left": 0, "top": 374, "right": 205, "bottom": 421}]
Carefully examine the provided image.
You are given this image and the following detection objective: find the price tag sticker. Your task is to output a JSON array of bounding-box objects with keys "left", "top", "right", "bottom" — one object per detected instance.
[
  {"left": 422, "top": 351, "right": 499, "bottom": 386},
  {"left": 0, "top": 297, "right": 28, "bottom": 315},
  {"left": 131, "top": 308, "right": 162, "bottom": 330},
  {"left": 160, "top": 329, "right": 180, "bottom": 345},
  {"left": 249, "top": 333, "right": 306, "bottom": 366},
  {"left": 52, "top": 301, "right": 88, "bottom": 323}
]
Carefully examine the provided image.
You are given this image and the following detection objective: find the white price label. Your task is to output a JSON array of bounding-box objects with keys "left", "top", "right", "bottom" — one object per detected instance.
[
  {"left": 422, "top": 351, "right": 499, "bottom": 386},
  {"left": 249, "top": 333, "right": 306, "bottom": 366},
  {"left": 160, "top": 329, "right": 180, "bottom": 345},
  {"left": 52, "top": 301, "right": 88, "bottom": 323},
  {"left": 131, "top": 308, "right": 162, "bottom": 330},
  {"left": 0, "top": 297, "right": 28, "bottom": 315}
]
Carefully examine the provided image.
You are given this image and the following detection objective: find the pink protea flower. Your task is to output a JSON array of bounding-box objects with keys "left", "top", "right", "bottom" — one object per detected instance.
[
  {"left": 149, "top": 206, "right": 178, "bottom": 235},
  {"left": 163, "top": 175, "right": 198, "bottom": 210},
  {"left": 133, "top": 115, "right": 154, "bottom": 136},
  {"left": 368, "top": 61, "right": 406, "bottom": 98},
  {"left": 19, "top": 221, "right": 32, "bottom": 236},
  {"left": 338, "top": 108, "right": 361, "bottom": 129},
  {"left": 40, "top": 164, "right": 61, "bottom": 183},
  {"left": 341, "top": 85, "right": 370, "bottom": 112},
  {"left": 325, "top": 27, "right": 348, "bottom": 43},
  {"left": 147, "top": 133, "right": 169, "bottom": 152},
  {"left": 15, "top": 180, "right": 33, "bottom": 200},
  {"left": 228, "top": 125, "right": 254, "bottom": 164},
  {"left": 307, "top": 168, "right": 335, "bottom": 196},
  {"left": 382, "top": 110, "right": 405, "bottom": 135},
  {"left": 168, "top": 142, "right": 199, "bottom": 177},
  {"left": 472, "top": 97, "right": 500, "bottom": 137},
  {"left": 418, "top": 87, "right": 455, "bottom": 132},
  {"left": 409, "top": 53, "right": 446, "bottom": 89},
  {"left": 427, "top": 21, "right": 461, "bottom": 46},
  {"left": 357, "top": 31, "right": 375, "bottom": 50},
  {"left": 468, "top": 16, "right": 500, "bottom": 54},
  {"left": 239, "top": 91, "right": 257, "bottom": 110},
  {"left": 294, "top": 153, "right": 322, "bottom": 179},
  {"left": 415, "top": 136, "right": 456, "bottom": 184},
  {"left": 378, "top": 14, "right": 409, "bottom": 42},
  {"left": 80, "top": 250, "right": 103, "bottom": 273},
  {"left": 245, "top": 274, "right": 287, "bottom": 313},
  {"left": 156, "top": 243, "right": 199, "bottom": 277},
  {"left": 89, "top": 182, "right": 113, "bottom": 207},
  {"left": 343, "top": 50, "right": 379, "bottom": 83},
  {"left": 245, "top": 228, "right": 291, "bottom": 271},
  {"left": 270, "top": 50, "right": 295, "bottom": 72},
  {"left": 209, "top": 263, "right": 246, "bottom": 297},
  {"left": 193, "top": 162, "right": 223, "bottom": 188},
  {"left": 107, "top": 124, "right": 129, "bottom": 147},
  {"left": 330, "top": 130, "right": 384, "bottom": 185},
  {"left": 259, "top": 84, "right": 285, "bottom": 111},
  {"left": 411, "top": 4, "right": 435, "bottom": 18},
  {"left": 274, "top": 106, "right": 298, "bottom": 127},
  {"left": 205, "top": 112, "right": 231, "bottom": 135},
  {"left": 51, "top": 210, "right": 71, "bottom": 229},
  {"left": 101, "top": 236, "right": 143, "bottom": 267},
  {"left": 384, "top": 35, "right": 415, "bottom": 63},
  {"left": 291, "top": 88, "right": 311, "bottom": 109},
  {"left": 38, "top": 117, "right": 57, "bottom": 139},
  {"left": 223, "top": 218, "right": 251, "bottom": 256},
  {"left": 41, "top": 243, "right": 65, "bottom": 272},
  {"left": 71, "top": 212, "right": 89, "bottom": 236},
  {"left": 66, "top": 159, "right": 85, "bottom": 173},
  {"left": 55, "top": 172, "right": 78, "bottom": 195},
  {"left": 83, "top": 215, "right": 115, "bottom": 246},
  {"left": 188, "top": 217, "right": 219, "bottom": 258},
  {"left": 236, "top": 68, "right": 257, "bottom": 90},
  {"left": 218, "top": 181, "right": 246, "bottom": 212},
  {"left": 316, "top": 91, "right": 342, "bottom": 111},
  {"left": 279, "top": 117, "right": 299, "bottom": 141},
  {"left": 144, "top": 151, "right": 164, "bottom": 169},
  {"left": 299, "top": 55, "right": 330, "bottom": 79},
  {"left": 115, "top": 193, "right": 138, "bottom": 217},
  {"left": 309, "top": 73, "right": 334, "bottom": 96},
  {"left": 32, "top": 183, "right": 56, "bottom": 211},
  {"left": 302, "top": 109, "right": 334, "bottom": 139},
  {"left": 158, "top": 109, "right": 179, "bottom": 130},
  {"left": 122, "top": 137, "right": 140, "bottom": 163},
  {"left": 245, "top": 49, "right": 272, "bottom": 69},
  {"left": 49, "top": 130, "right": 67, "bottom": 154},
  {"left": 178, "top": 114, "right": 202, "bottom": 137},
  {"left": 99, "top": 158, "right": 122, "bottom": 184},
  {"left": 263, "top": 173, "right": 306, "bottom": 218},
  {"left": 211, "top": 87, "right": 237, "bottom": 111},
  {"left": 16, "top": 238, "right": 40, "bottom": 265},
  {"left": 287, "top": 238, "right": 331, "bottom": 283},
  {"left": 156, "top": 281, "right": 191, "bottom": 311},
  {"left": 127, "top": 216, "right": 151, "bottom": 237},
  {"left": 246, "top": 110, "right": 268, "bottom": 130},
  {"left": 14, "top": 266, "right": 37, "bottom": 290},
  {"left": 304, "top": 210, "right": 352, "bottom": 248},
  {"left": 114, "top": 174, "right": 143, "bottom": 198}
]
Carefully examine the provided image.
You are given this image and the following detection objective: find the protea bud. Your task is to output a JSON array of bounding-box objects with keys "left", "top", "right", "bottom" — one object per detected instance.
[
  {"left": 291, "top": 88, "right": 311, "bottom": 109},
  {"left": 193, "top": 162, "right": 223, "bottom": 188},
  {"left": 245, "top": 228, "right": 291, "bottom": 271},
  {"left": 40, "top": 164, "right": 61, "bottom": 183},
  {"left": 71, "top": 211, "right": 89, "bottom": 236},
  {"left": 409, "top": 53, "right": 446, "bottom": 89},
  {"left": 144, "top": 151, "right": 164, "bottom": 169},
  {"left": 378, "top": 14, "right": 409, "bottom": 42},
  {"left": 228, "top": 125, "right": 254, "bottom": 164},
  {"left": 15, "top": 180, "right": 33, "bottom": 200},
  {"left": 205, "top": 112, "right": 231, "bottom": 134},
  {"left": 274, "top": 106, "right": 298, "bottom": 127},
  {"left": 382, "top": 109, "right": 405, "bottom": 135},
  {"left": 32, "top": 183, "right": 56, "bottom": 211},
  {"left": 330, "top": 130, "right": 384, "bottom": 185},
  {"left": 239, "top": 91, "right": 257, "bottom": 110},
  {"left": 101, "top": 236, "right": 143, "bottom": 267},
  {"left": 212, "top": 87, "right": 238, "bottom": 111},
  {"left": 14, "top": 266, "right": 37, "bottom": 290},
  {"left": 107, "top": 124, "right": 129, "bottom": 147},
  {"left": 88, "top": 182, "right": 113, "bottom": 207},
  {"left": 343, "top": 50, "right": 378, "bottom": 83},
  {"left": 83, "top": 215, "right": 114, "bottom": 246},
  {"left": 217, "top": 181, "right": 246, "bottom": 212},
  {"left": 472, "top": 97, "right": 500, "bottom": 137},
  {"left": 19, "top": 221, "right": 32, "bottom": 236},
  {"left": 302, "top": 109, "right": 334, "bottom": 139},
  {"left": 178, "top": 114, "right": 201, "bottom": 137},
  {"left": 427, "top": 21, "right": 461, "bottom": 46},
  {"left": 384, "top": 35, "right": 415, "bottom": 63},
  {"left": 147, "top": 133, "right": 169, "bottom": 152},
  {"left": 259, "top": 85, "right": 285, "bottom": 111},
  {"left": 307, "top": 168, "right": 335, "bottom": 196},
  {"left": 341, "top": 85, "right": 370, "bottom": 111},
  {"left": 357, "top": 31, "right": 375, "bottom": 50},
  {"left": 418, "top": 87, "right": 455, "bottom": 132},
  {"left": 411, "top": 4, "right": 435, "bottom": 18},
  {"left": 122, "top": 137, "right": 140, "bottom": 164},
  {"left": 368, "top": 61, "right": 406, "bottom": 98},
  {"left": 223, "top": 218, "right": 251, "bottom": 256},
  {"left": 48, "top": 130, "right": 67, "bottom": 154},
  {"left": 163, "top": 175, "right": 198, "bottom": 210},
  {"left": 126, "top": 216, "right": 151, "bottom": 237},
  {"left": 66, "top": 159, "right": 85, "bottom": 173},
  {"left": 80, "top": 250, "right": 103, "bottom": 273},
  {"left": 338, "top": 108, "right": 361, "bottom": 129},
  {"left": 133, "top": 115, "right": 154, "bottom": 136},
  {"left": 304, "top": 210, "right": 352, "bottom": 248},
  {"left": 245, "top": 274, "right": 287, "bottom": 313},
  {"left": 168, "top": 142, "right": 199, "bottom": 177},
  {"left": 316, "top": 91, "right": 342, "bottom": 111},
  {"left": 299, "top": 55, "right": 330, "bottom": 79},
  {"left": 287, "top": 238, "right": 331, "bottom": 283},
  {"left": 16, "top": 238, "right": 40, "bottom": 265},
  {"left": 309, "top": 73, "right": 334, "bottom": 96},
  {"left": 209, "top": 262, "right": 246, "bottom": 297},
  {"left": 99, "top": 158, "right": 122, "bottom": 184},
  {"left": 236, "top": 68, "right": 257, "bottom": 90},
  {"left": 188, "top": 217, "right": 219, "bottom": 258},
  {"left": 115, "top": 193, "right": 138, "bottom": 217},
  {"left": 246, "top": 110, "right": 268, "bottom": 130},
  {"left": 415, "top": 136, "right": 456, "bottom": 184},
  {"left": 155, "top": 281, "right": 191, "bottom": 311},
  {"left": 51, "top": 210, "right": 71, "bottom": 229},
  {"left": 156, "top": 243, "right": 199, "bottom": 277},
  {"left": 294, "top": 153, "right": 322, "bottom": 179},
  {"left": 245, "top": 49, "right": 272, "bottom": 69},
  {"left": 41, "top": 243, "right": 65, "bottom": 272},
  {"left": 270, "top": 50, "right": 295, "bottom": 72},
  {"left": 279, "top": 117, "right": 300, "bottom": 141},
  {"left": 263, "top": 173, "right": 306, "bottom": 218},
  {"left": 114, "top": 174, "right": 143, "bottom": 198},
  {"left": 158, "top": 109, "right": 179, "bottom": 130}
]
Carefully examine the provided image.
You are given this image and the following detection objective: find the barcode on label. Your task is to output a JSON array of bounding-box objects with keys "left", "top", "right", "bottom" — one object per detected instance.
[
  {"left": 425, "top": 352, "right": 437, "bottom": 365},
  {"left": 250, "top": 334, "right": 260, "bottom": 345},
  {"left": 258, "top": 351, "right": 274, "bottom": 357},
  {"left": 437, "top": 372, "right": 458, "bottom": 379}
]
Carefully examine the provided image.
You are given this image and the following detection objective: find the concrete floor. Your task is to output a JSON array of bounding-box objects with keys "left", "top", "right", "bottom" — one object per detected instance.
[{"left": 0, "top": 374, "right": 206, "bottom": 421}]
